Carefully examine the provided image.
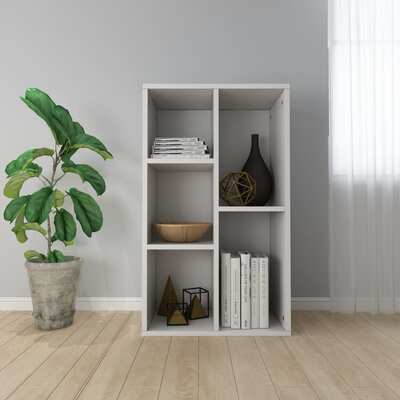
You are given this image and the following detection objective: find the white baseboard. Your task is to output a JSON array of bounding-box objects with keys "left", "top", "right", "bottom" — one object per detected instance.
[
  {"left": 0, "top": 297, "right": 143, "bottom": 311},
  {"left": 291, "top": 297, "right": 331, "bottom": 311},
  {"left": 0, "top": 296, "right": 330, "bottom": 312}
]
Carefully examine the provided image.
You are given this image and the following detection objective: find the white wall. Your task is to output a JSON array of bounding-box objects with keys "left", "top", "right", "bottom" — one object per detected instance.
[{"left": 0, "top": 0, "right": 329, "bottom": 298}]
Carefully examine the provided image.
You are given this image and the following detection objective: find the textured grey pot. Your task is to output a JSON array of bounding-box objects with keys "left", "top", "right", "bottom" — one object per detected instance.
[{"left": 25, "top": 257, "right": 82, "bottom": 330}]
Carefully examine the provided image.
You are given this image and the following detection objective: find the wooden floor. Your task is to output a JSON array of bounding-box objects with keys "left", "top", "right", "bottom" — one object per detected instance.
[{"left": 1, "top": 312, "right": 400, "bottom": 400}]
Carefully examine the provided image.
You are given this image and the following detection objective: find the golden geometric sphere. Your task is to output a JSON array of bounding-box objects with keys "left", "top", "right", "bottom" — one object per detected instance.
[{"left": 220, "top": 172, "right": 256, "bottom": 206}]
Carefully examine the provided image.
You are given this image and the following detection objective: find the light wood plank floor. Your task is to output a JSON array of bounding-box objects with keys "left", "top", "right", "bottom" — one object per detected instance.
[{"left": 0, "top": 311, "right": 400, "bottom": 399}]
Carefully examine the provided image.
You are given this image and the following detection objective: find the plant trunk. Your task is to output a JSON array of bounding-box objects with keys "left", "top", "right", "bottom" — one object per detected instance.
[{"left": 47, "top": 146, "right": 58, "bottom": 255}]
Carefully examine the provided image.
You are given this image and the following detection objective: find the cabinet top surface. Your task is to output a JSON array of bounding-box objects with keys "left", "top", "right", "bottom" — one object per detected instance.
[{"left": 143, "top": 83, "right": 289, "bottom": 90}]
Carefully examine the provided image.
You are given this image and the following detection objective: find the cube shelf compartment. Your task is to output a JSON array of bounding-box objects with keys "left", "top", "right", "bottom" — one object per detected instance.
[{"left": 142, "top": 84, "right": 291, "bottom": 336}]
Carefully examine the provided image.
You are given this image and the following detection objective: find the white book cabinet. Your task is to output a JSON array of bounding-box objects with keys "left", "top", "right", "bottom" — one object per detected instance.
[{"left": 142, "top": 84, "right": 291, "bottom": 336}]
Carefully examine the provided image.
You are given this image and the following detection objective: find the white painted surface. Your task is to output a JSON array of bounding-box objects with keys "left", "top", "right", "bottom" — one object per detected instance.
[
  {"left": 143, "top": 85, "right": 291, "bottom": 335},
  {"left": 147, "top": 159, "right": 214, "bottom": 172},
  {"left": 147, "top": 241, "right": 214, "bottom": 250},
  {"left": 218, "top": 206, "right": 285, "bottom": 212}
]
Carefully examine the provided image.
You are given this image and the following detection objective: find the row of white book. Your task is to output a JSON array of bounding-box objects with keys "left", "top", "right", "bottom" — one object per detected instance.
[
  {"left": 221, "top": 251, "right": 269, "bottom": 329},
  {"left": 151, "top": 137, "right": 210, "bottom": 159}
]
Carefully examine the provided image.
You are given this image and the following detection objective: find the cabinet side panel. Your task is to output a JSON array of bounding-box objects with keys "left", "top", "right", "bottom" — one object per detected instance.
[
  {"left": 142, "top": 89, "right": 148, "bottom": 330},
  {"left": 270, "top": 90, "right": 291, "bottom": 331},
  {"left": 147, "top": 96, "right": 157, "bottom": 157},
  {"left": 213, "top": 89, "right": 219, "bottom": 330}
]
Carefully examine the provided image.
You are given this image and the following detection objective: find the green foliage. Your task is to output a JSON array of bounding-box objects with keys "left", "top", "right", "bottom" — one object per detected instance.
[
  {"left": 3, "top": 88, "right": 112, "bottom": 263},
  {"left": 5, "top": 148, "right": 53, "bottom": 177},
  {"left": 47, "top": 249, "right": 65, "bottom": 263},
  {"left": 25, "top": 187, "right": 54, "bottom": 224},
  {"left": 54, "top": 209, "right": 77, "bottom": 243},
  {"left": 68, "top": 188, "right": 103, "bottom": 237},
  {"left": 4, "top": 196, "right": 30, "bottom": 223},
  {"left": 4, "top": 170, "right": 41, "bottom": 198},
  {"left": 24, "top": 250, "right": 46, "bottom": 262},
  {"left": 54, "top": 189, "right": 65, "bottom": 208},
  {"left": 62, "top": 161, "right": 105, "bottom": 195}
]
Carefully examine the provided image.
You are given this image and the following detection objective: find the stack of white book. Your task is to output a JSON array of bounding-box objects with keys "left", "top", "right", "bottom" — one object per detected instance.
[
  {"left": 151, "top": 137, "right": 210, "bottom": 159},
  {"left": 220, "top": 251, "right": 269, "bottom": 329}
]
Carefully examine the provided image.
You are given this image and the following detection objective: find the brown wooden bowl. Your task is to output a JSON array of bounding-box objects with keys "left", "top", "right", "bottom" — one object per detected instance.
[{"left": 154, "top": 223, "right": 211, "bottom": 243}]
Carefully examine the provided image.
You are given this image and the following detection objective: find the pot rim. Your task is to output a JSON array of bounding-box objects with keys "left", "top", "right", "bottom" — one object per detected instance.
[{"left": 25, "top": 256, "right": 82, "bottom": 271}]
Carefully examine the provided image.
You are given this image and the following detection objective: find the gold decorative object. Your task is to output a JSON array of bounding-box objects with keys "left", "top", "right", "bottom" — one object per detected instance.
[
  {"left": 188, "top": 295, "right": 206, "bottom": 319},
  {"left": 167, "top": 303, "right": 189, "bottom": 326},
  {"left": 154, "top": 223, "right": 211, "bottom": 243},
  {"left": 183, "top": 287, "right": 209, "bottom": 319},
  {"left": 158, "top": 275, "right": 178, "bottom": 316},
  {"left": 220, "top": 172, "right": 256, "bottom": 206}
]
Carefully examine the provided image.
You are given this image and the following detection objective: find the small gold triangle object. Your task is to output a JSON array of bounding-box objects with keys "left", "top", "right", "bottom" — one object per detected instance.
[
  {"left": 158, "top": 275, "right": 178, "bottom": 316},
  {"left": 167, "top": 309, "right": 188, "bottom": 325},
  {"left": 189, "top": 295, "right": 206, "bottom": 319}
]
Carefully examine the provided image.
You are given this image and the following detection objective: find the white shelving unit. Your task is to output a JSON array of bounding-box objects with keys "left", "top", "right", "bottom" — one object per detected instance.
[{"left": 142, "top": 84, "right": 291, "bottom": 336}]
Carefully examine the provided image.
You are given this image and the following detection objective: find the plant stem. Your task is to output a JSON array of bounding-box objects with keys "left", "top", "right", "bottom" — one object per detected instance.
[
  {"left": 53, "top": 173, "right": 65, "bottom": 186},
  {"left": 40, "top": 175, "right": 51, "bottom": 185},
  {"left": 47, "top": 144, "right": 59, "bottom": 254}
]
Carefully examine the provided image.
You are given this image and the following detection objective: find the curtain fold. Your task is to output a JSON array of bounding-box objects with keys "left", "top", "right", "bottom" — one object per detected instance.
[{"left": 329, "top": 0, "right": 400, "bottom": 312}]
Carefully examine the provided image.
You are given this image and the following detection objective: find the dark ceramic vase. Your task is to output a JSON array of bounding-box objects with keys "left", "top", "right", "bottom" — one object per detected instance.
[{"left": 242, "top": 133, "right": 274, "bottom": 206}]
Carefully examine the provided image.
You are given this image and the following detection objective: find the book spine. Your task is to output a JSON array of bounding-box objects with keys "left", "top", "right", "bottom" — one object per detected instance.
[
  {"left": 221, "top": 251, "right": 231, "bottom": 328},
  {"left": 230, "top": 255, "right": 241, "bottom": 329},
  {"left": 259, "top": 255, "right": 269, "bottom": 328},
  {"left": 251, "top": 256, "right": 260, "bottom": 329},
  {"left": 240, "top": 252, "right": 251, "bottom": 329}
]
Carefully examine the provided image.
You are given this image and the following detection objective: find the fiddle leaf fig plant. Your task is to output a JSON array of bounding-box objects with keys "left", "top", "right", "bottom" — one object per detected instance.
[{"left": 3, "top": 88, "right": 113, "bottom": 263}]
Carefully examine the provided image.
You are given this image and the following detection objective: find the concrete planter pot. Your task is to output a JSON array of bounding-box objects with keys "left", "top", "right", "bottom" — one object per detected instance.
[{"left": 25, "top": 257, "right": 82, "bottom": 330}]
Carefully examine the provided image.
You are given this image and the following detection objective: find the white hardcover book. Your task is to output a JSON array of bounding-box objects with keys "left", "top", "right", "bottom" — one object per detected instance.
[
  {"left": 239, "top": 252, "right": 251, "bottom": 329},
  {"left": 250, "top": 255, "right": 260, "bottom": 329},
  {"left": 259, "top": 255, "right": 269, "bottom": 328},
  {"left": 230, "top": 254, "right": 241, "bottom": 329},
  {"left": 220, "top": 251, "right": 231, "bottom": 328}
]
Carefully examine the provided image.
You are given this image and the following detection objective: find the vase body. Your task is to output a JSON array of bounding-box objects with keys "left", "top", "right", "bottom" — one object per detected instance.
[
  {"left": 242, "top": 134, "right": 274, "bottom": 205},
  {"left": 26, "top": 257, "right": 82, "bottom": 330}
]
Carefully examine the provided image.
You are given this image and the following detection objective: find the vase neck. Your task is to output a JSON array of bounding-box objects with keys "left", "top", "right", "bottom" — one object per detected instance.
[{"left": 250, "top": 134, "right": 260, "bottom": 153}]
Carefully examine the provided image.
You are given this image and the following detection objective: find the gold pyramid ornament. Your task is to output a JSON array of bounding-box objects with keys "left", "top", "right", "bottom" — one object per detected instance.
[
  {"left": 188, "top": 295, "right": 206, "bottom": 319},
  {"left": 167, "top": 307, "right": 189, "bottom": 326},
  {"left": 158, "top": 275, "right": 178, "bottom": 316}
]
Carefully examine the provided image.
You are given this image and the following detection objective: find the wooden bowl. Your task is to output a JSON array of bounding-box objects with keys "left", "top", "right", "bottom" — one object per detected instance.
[{"left": 154, "top": 223, "right": 211, "bottom": 243}]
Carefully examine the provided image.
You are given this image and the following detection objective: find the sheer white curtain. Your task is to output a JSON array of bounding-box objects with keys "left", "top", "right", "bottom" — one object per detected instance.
[{"left": 329, "top": 0, "right": 400, "bottom": 312}]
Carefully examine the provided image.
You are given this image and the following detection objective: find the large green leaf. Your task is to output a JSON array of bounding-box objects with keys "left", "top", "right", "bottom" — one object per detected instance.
[
  {"left": 3, "top": 170, "right": 40, "bottom": 199},
  {"left": 51, "top": 105, "right": 75, "bottom": 143},
  {"left": 24, "top": 250, "right": 46, "bottom": 262},
  {"left": 54, "top": 208, "right": 77, "bottom": 242},
  {"left": 20, "top": 88, "right": 66, "bottom": 145},
  {"left": 5, "top": 147, "right": 53, "bottom": 177},
  {"left": 4, "top": 195, "right": 30, "bottom": 222},
  {"left": 13, "top": 208, "right": 27, "bottom": 243},
  {"left": 25, "top": 187, "right": 54, "bottom": 224},
  {"left": 69, "top": 133, "right": 113, "bottom": 160},
  {"left": 62, "top": 161, "right": 105, "bottom": 195},
  {"left": 68, "top": 187, "right": 103, "bottom": 237},
  {"left": 12, "top": 218, "right": 47, "bottom": 243},
  {"left": 59, "top": 122, "right": 84, "bottom": 161}
]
